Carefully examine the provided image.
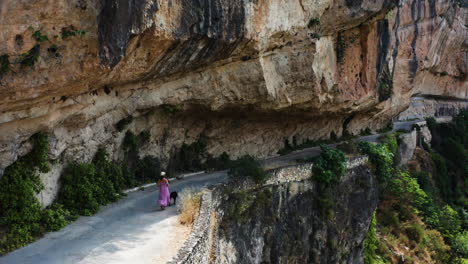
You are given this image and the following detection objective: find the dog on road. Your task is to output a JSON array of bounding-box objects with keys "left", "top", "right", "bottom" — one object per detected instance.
[{"left": 170, "top": 191, "right": 178, "bottom": 205}]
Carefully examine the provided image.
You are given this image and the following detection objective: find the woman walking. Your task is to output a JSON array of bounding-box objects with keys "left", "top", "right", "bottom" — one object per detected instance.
[{"left": 157, "top": 172, "right": 171, "bottom": 210}]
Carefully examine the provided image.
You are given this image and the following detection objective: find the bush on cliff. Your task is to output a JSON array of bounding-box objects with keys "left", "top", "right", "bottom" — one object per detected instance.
[{"left": 312, "top": 145, "right": 346, "bottom": 186}]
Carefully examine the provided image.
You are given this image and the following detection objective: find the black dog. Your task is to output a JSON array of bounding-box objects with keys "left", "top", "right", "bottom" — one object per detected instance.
[{"left": 170, "top": 191, "right": 178, "bottom": 205}]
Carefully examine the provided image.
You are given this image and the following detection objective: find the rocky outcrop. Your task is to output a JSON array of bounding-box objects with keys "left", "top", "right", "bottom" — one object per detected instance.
[
  {"left": 396, "top": 96, "right": 468, "bottom": 121},
  {"left": 0, "top": 0, "right": 466, "bottom": 179},
  {"left": 171, "top": 157, "right": 378, "bottom": 264}
]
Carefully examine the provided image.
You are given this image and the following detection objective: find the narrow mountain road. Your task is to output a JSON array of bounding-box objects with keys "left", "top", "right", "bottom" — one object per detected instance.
[
  {"left": 0, "top": 118, "right": 446, "bottom": 264},
  {"left": 0, "top": 172, "right": 227, "bottom": 264}
]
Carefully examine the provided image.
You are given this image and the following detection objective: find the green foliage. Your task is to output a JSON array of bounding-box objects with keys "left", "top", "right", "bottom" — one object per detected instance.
[
  {"left": 308, "top": 17, "right": 320, "bottom": 28},
  {"left": 0, "top": 132, "right": 50, "bottom": 254},
  {"left": 312, "top": 145, "right": 346, "bottom": 186},
  {"left": 18, "top": 45, "right": 40, "bottom": 67},
  {"left": 135, "top": 156, "right": 160, "bottom": 184},
  {"left": 123, "top": 130, "right": 140, "bottom": 152},
  {"left": 58, "top": 162, "right": 100, "bottom": 216},
  {"left": 226, "top": 191, "right": 254, "bottom": 221},
  {"left": 161, "top": 104, "right": 181, "bottom": 115},
  {"left": 310, "top": 33, "right": 321, "bottom": 40},
  {"left": 364, "top": 212, "right": 386, "bottom": 264},
  {"left": 0, "top": 54, "right": 10, "bottom": 76},
  {"left": 41, "top": 203, "right": 74, "bottom": 232},
  {"left": 359, "top": 142, "right": 393, "bottom": 184},
  {"left": 115, "top": 115, "right": 133, "bottom": 131},
  {"left": 452, "top": 231, "right": 468, "bottom": 258},
  {"left": 388, "top": 170, "right": 429, "bottom": 210},
  {"left": 377, "top": 81, "right": 392, "bottom": 101},
  {"left": 61, "top": 29, "right": 87, "bottom": 39},
  {"left": 32, "top": 30, "right": 48, "bottom": 42},
  {"left": 425, "top": 205, "right": 462, "bottom": 241},
  {"left": 228, "top": 155, "right": 268, "bottom": 184},
  {"left": 426, "top": 110, "right": 467, "bottom": 208},
  {"left": 171, "top": 133, "right": 208, "bottom": 172},
  {"left": 58, "top": 148, "right": 136, "bottom": 216}
]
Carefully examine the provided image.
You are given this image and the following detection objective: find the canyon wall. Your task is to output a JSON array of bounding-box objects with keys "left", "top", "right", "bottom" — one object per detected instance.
[{"left": 0, "top": 0, "right": 466, "bottom": 204}]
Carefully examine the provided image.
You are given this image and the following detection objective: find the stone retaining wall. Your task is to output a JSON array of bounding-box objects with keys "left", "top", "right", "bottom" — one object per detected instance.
[{"left": 168, "top": 191, "right": 214, "bottom": 264}]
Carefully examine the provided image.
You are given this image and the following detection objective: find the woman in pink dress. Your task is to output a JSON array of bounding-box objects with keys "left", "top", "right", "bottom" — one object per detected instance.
[{"left": 157, "top": 172, "right": 171, "bottom": 210}]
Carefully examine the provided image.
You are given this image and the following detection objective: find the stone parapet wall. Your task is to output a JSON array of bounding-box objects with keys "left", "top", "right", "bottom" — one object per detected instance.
[{"left": 168, "top": 191, "right": 214, "bottom": 264}]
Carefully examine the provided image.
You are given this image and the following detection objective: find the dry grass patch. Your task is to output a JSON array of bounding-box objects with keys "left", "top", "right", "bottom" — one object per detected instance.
[{"left": 178, "top": 188, "right": 203, "bottom": 225}]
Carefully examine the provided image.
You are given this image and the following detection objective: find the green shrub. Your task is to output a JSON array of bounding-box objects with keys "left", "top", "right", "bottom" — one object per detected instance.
[
  {"left": 135, "top": 156, "right": 161, "bottom": 183},
  {"left": 18, "top": 45, "right": 40, "bottom": 67},
  {"left": 359, "top": 142, "right": 394, "bottom": 183},
  {"left": 452, "top": 231, "right": 468, "bottom": 258},
  {"left": 0, "top": 132, "right": 50, "bottom": 254},
  {"left": 425, "top": 205, "right": 462, "bottom": 241},
  {"left": 389, "top": 170, "right": 428, "bottom": 210},
  {"left": 364, "top": 212, "right": 386, "bottom": 264},
  {"left": 310, "top": 33, "right": 321, "bottom": 40},
  {"left": 41, "top": 204, "right": 74, "bottom": 232},
  {"left": 123, "top": 130, "right": 140, "bottom": 152},
  {"left": 61, "top": 29, "right": 87, "bottom": 39},
  {"left": 308, "top": 18, "right": 320, "bottom": 28},
  {"left": 32, "top": 30, "right": 48, "bottom": 42},
  {"left": 313, "top": 145, "right": 346, "bottom": 186},
  {"left": 171, "top": 133, "right": 209, "bottom": 172},
  {"left": 228, "top": 155, "right": 268, "bottom": 184},
  {"left": 58, "top": 162, "right": 100, "bottom": 216}
]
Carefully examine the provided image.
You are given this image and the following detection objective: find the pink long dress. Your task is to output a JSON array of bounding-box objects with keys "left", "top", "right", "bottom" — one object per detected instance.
[{"left": 158, "top": 178, "right": 171, "bottom": 207}]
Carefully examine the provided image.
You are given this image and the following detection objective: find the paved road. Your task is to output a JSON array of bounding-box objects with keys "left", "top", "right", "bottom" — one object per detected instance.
[
  {"left": 0, "top": 172, "right": 227, "bottom": 264},
  {"left": 1, "top": 118, "right": 448, "bottom": 264}
]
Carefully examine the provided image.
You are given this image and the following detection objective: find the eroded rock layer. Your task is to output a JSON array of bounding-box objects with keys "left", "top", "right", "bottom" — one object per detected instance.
[{"left": 0, "top": 1, "right": 466, "bottom": 185}]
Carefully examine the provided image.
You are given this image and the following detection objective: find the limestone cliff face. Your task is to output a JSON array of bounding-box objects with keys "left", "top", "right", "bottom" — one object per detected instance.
[
  {"left": 215, "top": 162, "right": 378, "bottom": 264},
  {"left": 169, "top": 158, "right": 379, "bottom": 263},
  {"left": 0, "top": 1, "right": 466, "bottom": 182}
]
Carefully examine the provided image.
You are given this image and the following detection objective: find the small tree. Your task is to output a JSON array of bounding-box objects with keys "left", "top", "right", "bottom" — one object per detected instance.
[{"left": 312, "top": 145, "right": 346, "bottom": 186}]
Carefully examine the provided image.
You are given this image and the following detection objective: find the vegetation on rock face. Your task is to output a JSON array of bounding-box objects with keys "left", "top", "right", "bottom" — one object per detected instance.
[
  {"left": 61, "top": 26, "right": 87, "bottom": 39},
  {"left": 32, "top": 30, "right": 49, "bottom": 43},
  {"left": 18, "top": 45, "right": 40, "bottom": 67},
  {"left": 362, "top": 111, "right": 468, "bottom": 263},
  {"left": 313, "top": 145, "right": 346, "bottom": 186},
  {"left": 311, "top": 145, "right": 347, "bottom": 217},
  {"left": 0, "top": 133, "right": 51, "bottom": 254}
]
